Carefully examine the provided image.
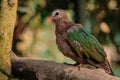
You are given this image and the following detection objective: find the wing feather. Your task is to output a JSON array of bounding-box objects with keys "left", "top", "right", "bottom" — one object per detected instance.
[{"left": 67, "top": 25, "right": 106, "bottom": 63}]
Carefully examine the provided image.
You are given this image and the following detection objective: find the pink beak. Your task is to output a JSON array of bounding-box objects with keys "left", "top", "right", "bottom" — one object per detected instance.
[{"left": 47, "top": 17, "right": 53, "bottom": 22}]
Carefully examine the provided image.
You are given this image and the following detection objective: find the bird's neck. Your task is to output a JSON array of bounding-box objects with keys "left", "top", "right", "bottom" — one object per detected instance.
[{"left": 55, "top": 20, "right": 74, "bottom": 34}]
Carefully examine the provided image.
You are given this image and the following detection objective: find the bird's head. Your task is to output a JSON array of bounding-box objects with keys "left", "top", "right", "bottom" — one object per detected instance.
[{"left": 47, "top": 9, "right": 69, "bottom": 24}]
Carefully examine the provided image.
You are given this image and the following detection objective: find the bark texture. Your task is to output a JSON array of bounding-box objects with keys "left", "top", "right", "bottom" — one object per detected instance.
[
  {"left": 0, "top": 0, "right": 17, "bottom": 79},
  {"left": 11, "top": 52, "right": 120, "bottom": 80}
]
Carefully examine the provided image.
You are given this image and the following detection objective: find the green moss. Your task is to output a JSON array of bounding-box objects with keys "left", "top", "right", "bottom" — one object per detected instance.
[
  {"left": 0, "top": 0, "right": 18, "bottom": 79},
  {"left": 0, "top": 72, "right": 8, "bottom": 80}
]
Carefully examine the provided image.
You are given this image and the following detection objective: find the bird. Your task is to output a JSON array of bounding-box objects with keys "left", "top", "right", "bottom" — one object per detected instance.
[{"left": 47, "top": 9, "right": 113, "bottom": 75}]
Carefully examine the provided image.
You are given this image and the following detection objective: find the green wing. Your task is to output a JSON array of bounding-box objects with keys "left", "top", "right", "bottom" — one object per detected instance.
[{"left": 67, "top": 25, "right": 106, "bottom": 63}]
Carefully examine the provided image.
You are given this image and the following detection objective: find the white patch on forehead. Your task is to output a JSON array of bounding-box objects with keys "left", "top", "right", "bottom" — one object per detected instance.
[{"left": 52, "top": 10, "right": 60, "bottom": 16}]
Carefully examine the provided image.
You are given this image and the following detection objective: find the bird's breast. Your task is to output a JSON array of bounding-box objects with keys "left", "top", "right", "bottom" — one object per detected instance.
[
  {"left": 56, "top": 33, "right": 67, "bottom": 48},
  {"left": 55, "top": 33, "right": 69, "bottom": 55}
]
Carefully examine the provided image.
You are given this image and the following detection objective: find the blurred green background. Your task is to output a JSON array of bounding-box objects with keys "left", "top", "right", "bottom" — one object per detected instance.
[{"left": 12, "top": 0, "right": 120, "bottom": 77}]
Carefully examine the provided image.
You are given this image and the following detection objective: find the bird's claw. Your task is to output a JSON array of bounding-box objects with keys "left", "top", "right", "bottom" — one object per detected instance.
[{"left": 63, "top": 62, "right": 81, "bottom": 71}]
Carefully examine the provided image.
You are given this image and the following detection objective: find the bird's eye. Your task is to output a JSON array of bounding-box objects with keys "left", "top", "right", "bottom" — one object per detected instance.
[
  {"left": 55, "top": 12, "right": 59, "bottom": 16},
  {"left": 52, "top": 11, "right": 60, "bottom": 16}
]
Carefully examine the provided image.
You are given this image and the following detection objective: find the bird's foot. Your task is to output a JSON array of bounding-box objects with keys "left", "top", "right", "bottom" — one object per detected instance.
[
  {"left": 76, "top": 64, "right": 81, "bottom": 71},
  {"left": 63, "top": 62, "right": 81, "bottom": 71},
  {"left": 71, "top": 63, "right": 81, "bottom": 71}
]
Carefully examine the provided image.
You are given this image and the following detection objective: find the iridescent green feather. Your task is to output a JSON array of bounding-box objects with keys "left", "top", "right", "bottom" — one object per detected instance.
[{"left": 67, "top": 25, "right": 106, "bottom": 63}]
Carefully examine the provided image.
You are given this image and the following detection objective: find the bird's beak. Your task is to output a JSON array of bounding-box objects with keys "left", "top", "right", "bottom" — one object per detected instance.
[{"left": 47, "top": 17, "right": 53, "bottom": 22}]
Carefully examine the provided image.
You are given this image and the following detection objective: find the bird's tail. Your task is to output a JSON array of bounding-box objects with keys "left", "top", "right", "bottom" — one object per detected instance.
[{"left": 98, "top": 58, "right": 114, "bottom": 75}]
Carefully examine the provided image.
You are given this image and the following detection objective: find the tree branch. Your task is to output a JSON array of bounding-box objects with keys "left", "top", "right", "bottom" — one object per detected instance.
[{"left": 11, "top": 52, "right": 120, "bottom": 80}]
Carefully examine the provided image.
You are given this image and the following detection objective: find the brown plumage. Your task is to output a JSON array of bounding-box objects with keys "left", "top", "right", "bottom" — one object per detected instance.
[{"left": 48, "top": 9, "right": 113, "bottom": 75}]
